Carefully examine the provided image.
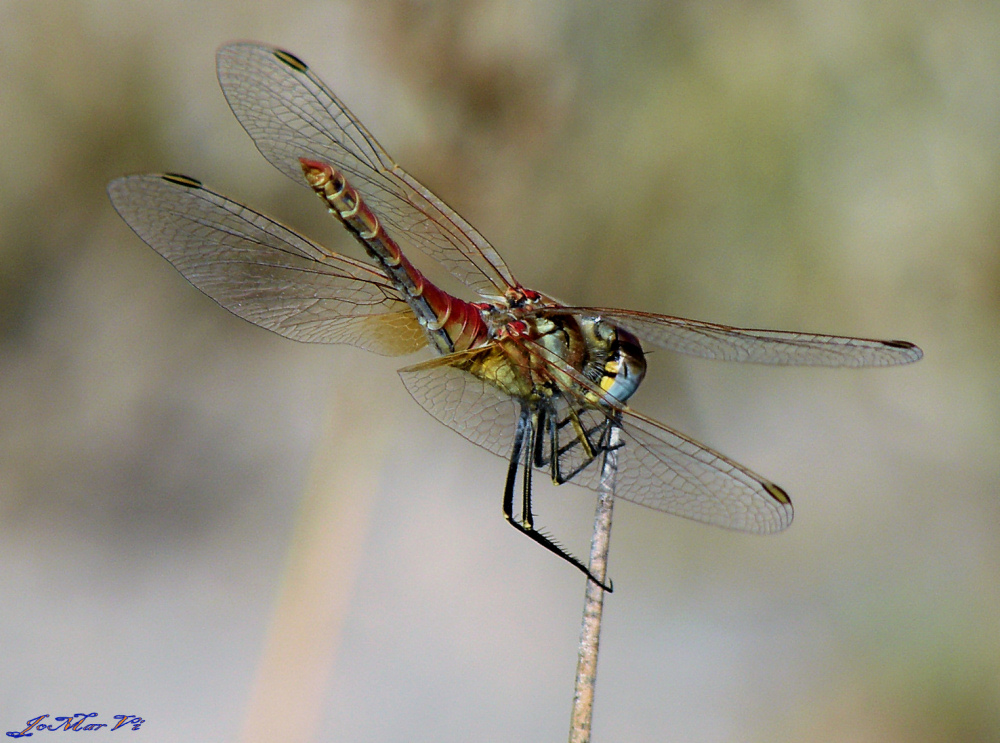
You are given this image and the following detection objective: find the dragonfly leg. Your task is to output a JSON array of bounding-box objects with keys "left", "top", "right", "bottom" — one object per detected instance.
[
  {"left": 502, "top": 407, "right": 613, "bottom": 592},
  {"left": 566, "top": 406, "right": 596, "bottom": 460},
  {"left": 520, "top": 409, "right": 539, "bottom": 529},
  {"left": 546, "top": 409, "right": 626, "bottom": 486},
  {"left": 533, "top": 400, "right": 599, "bottom": 486},
  {"left": 532, "top": 405, "right": 564, "bottom": 487}
]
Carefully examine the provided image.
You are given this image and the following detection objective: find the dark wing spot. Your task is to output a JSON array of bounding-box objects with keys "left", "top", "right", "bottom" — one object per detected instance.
[
  {"left": 764, "top": 481, "right": 792, "bottom": 506},
  {"left": 273, "top": 49, "right": 309, "bottom": 73},
  {"left": 161, "top": 173, "right": 202, "bottom": 188}
]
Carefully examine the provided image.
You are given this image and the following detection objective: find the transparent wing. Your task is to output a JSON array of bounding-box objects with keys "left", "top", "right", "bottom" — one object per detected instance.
[
  {"left": 547, "top": 401, "right": 792, "bottom": 534},
  {"left": 524, "top": 340, "right": 793, "bottom": 533},
  {"left": 216, "top": 42, "right": 517, "bottom": 298},
  {"left": 544, "top": 307, "right": 923, "bottom": 367},
  {"left": 397, "top": 348, "right": 521, "bottom": 461},
  {"left": 398, "top": 341, "right": 793, "bottom": 534},
  {"left": 108, "top": 173, "right": 426, "bottom": 355}
]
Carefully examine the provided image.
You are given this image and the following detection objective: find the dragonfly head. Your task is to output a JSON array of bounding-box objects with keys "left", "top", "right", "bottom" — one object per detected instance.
[
  {"left": 579, "top": 320, "right": 647, "bottom": 405},
  {"left": 602, "top": 326, "right": 647, "bottom": 404}
]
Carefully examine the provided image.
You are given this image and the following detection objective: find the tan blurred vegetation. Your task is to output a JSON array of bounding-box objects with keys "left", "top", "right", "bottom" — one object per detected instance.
[{"left": 1, "top": 1, "right": 998, "bottom": 741}]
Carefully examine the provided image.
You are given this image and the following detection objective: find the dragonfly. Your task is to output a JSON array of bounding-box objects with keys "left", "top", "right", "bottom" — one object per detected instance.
[{"left": 108, "top": 42, "right": 922, "bottom": 590}]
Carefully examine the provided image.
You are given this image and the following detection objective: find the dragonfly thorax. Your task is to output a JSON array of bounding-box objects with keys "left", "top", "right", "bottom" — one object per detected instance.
[{"left": 497, "top": 309, "right": 648, "bottom": 408}]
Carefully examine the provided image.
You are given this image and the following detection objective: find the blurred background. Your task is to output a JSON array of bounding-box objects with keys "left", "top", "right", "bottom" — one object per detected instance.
[{"left": 1, "top": 1, "right": 997, "bottom": 741}]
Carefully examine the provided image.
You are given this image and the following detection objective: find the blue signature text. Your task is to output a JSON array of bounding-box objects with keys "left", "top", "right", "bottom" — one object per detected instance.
[{"left": 6, "top": 714, "right": 144, "bottom": 737}]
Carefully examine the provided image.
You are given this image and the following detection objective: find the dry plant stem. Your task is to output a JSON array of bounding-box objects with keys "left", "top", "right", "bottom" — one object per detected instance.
[
  {"left": 568, "top": 425, "right": 621, "bottom": 743},
  {"left": 239, "top": 384, "right": 379, "bottom": 743}
]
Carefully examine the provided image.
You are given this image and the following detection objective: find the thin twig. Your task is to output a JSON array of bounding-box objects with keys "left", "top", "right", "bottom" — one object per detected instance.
[{"left": 568, "top": 425, "right": 621, "bottom": 743}]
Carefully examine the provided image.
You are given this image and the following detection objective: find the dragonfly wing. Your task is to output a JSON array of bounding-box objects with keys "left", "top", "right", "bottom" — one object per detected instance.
[
  {"left": 545, "top": 307, "right": 922, "bottom": 367},
  {"left": 397, "top": 348, "right": 522, "bottom": 461},
  {"left": 609, "top": 409, "right": 792, "bottom": 533},
  {"left": 216, "top": 42, "right": 517, "bottom": 298},
  {"left": 523, "top": 339, "right": 794, "bottom": 534},
  {"left": 108, "top": 173, "right": 426, "bottom": 355},
  {"left": 400, "top": 338, "right": 792, "bottom": 534}
]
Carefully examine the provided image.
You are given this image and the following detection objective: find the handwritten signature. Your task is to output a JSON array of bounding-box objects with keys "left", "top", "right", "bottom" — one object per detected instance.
[{"left": 6, "top": 714, "right": 144, "bottom": 737}]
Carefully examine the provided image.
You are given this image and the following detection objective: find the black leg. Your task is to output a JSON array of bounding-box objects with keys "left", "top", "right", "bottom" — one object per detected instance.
[
  {"left": 521, "top": 409, "right": 537, "bottom": 530},
  {"left": 501, "top": 406, "right": 613, "bottom": 592},
  {"left": 502, "top": 408, "right": 529, "bottom": 527}
]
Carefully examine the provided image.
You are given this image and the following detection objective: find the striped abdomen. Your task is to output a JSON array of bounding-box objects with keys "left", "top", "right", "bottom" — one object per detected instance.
[{"left": 299, "top": 158, "right": 489, "bottom": 355}]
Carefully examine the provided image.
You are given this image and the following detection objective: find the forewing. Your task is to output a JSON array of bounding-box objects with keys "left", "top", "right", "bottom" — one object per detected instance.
[
  {"left": 546, "top": 307, "right": 922, "bottom": 367},
  {"left": 216, "top": 42, "right": 517, "bottom": 298},
  {"left": 108, "top": 173, "right": 426, "bottom": 355}
]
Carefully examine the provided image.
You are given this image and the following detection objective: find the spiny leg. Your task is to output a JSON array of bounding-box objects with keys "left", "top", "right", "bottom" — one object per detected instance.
[
  {"left": 552, "top": 406, "right": 627, "bottom": 486},
  {"left": 565, "top": 406, "right": 596, "bottom": 460},
  {"left": 533, "top": 402, "right": 586, "bottom": 485},
  {"left": 531, "top": 404, "right": 563, "bottom": 484},
  {"left": 533, "top": 402, "right": 625, "bottom": 473},
  {"left": 502, "top": 406, "right": 612, "bottom": 592},
  {"left": 532, "top": 405, "right": 550, "bottom": 476},
  {"left": 540, "top": 404, "right": 614, "bottom": 486}
]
